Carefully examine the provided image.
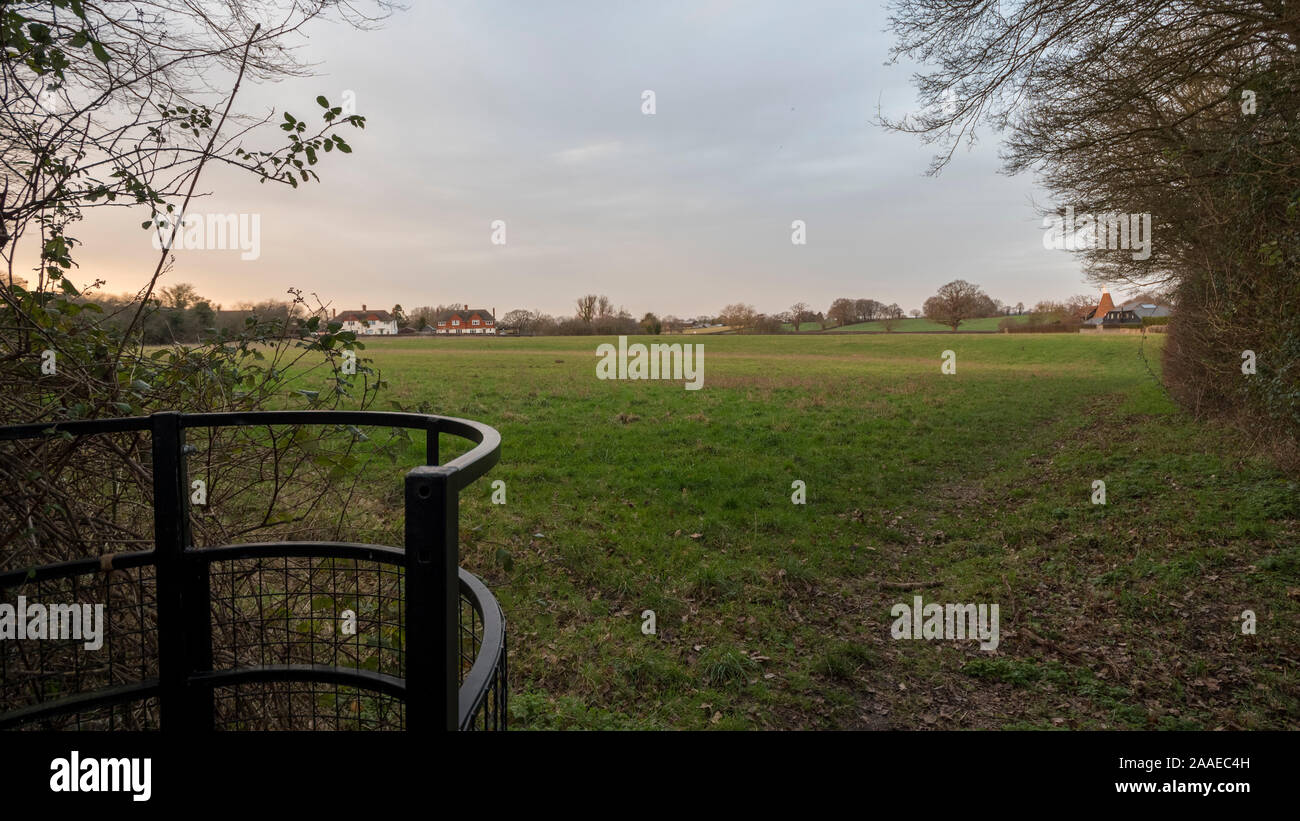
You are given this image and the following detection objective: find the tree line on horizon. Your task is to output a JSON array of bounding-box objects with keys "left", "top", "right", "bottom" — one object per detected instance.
[
  {"left": 56, "top": 278, "right": 1172, "bottom": 345},
  {"left": 489, "top": 281, "right": 1158, "bottom": 335},
  {"left": 98, "top": 280, "right": 1162, "bottom": 342}
]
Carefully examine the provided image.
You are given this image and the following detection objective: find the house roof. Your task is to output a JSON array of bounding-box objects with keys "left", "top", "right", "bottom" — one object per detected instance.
[
  {"left": 1117, "top": 299, "right": 1171, "bottom": 317},
  {"left": 435, "top": 308, "right": 495, "bottom": 323},
  {"left": 1082, "top": 290, "right": 1117, "bottom": 325},
  {"left": 335, "top": 309, "right": 394, "bottom": 323},
  {"left": 1102, "top": 309, "right": 1143, "bottom": 324}
]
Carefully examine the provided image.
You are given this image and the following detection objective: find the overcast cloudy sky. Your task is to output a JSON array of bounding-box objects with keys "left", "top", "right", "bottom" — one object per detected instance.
[{"left": 71, "top": 0, "right": 1095, "bottom": 318}]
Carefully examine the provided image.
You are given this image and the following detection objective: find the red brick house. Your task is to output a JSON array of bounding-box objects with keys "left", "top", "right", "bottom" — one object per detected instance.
[{"left": 435, "top": 305, "right": 496, "bottom": 335}]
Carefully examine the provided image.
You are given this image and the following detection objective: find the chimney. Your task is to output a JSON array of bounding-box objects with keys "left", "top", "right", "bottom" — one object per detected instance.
[
  {"left": 331, "top": 308, "right": 335, "bottom": 319},
  {"left": 362, "top": 304, "right": 367, "bottom": 311}
]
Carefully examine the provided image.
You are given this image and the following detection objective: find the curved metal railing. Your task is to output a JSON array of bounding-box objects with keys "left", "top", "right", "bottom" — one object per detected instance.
[{"left": 0, "top": 410, "right": 505, "bottom": 731}]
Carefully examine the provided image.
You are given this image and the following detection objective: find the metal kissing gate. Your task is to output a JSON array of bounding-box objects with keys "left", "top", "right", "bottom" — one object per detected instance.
[{"left": 0, "top": 411, "right": 506, "bottom": 731}]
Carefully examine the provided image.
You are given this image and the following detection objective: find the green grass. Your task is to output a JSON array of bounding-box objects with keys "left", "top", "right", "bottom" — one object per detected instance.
[
  {"left": 782, "top": 321, "right": 828, "bottom": 332},
  {"left": 315, "top": 332, "right": 1298, "bottom": 730}
]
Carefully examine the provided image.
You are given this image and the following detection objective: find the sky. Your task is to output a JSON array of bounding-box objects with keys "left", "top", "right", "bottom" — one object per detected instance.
[{"left": 63, "top": 0, "right": 1097, "bottom": 319}]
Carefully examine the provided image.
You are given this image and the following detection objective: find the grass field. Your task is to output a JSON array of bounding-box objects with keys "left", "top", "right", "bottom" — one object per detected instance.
[{"left": 341, "top": 333, "right": 1298, "bottom": 729}]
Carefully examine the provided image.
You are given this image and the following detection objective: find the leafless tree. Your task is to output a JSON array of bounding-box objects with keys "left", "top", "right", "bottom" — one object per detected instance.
[
  {"left": 923, "top": 279, "right": 988, "bottom": 331},
  {"left": 1064, "top": 294, "right": 1097, "bottom": 318},
  {"left": 788, "top": 302, "right": 814, "bottom": 331},
  {"left": 719, "top": 303, "right": 759, "bottom": 331},
  {"left": 501, "top": 308, "right": 536, "bottom": 333},
  {"left": 575, "top": 294, "right": 598, "bottom": 324},
  {"left": 160, "top": 282, "right": 200, "bottom": 310},
  {"left": 827, "top": 298, "right": 856, "bottom": 327}
]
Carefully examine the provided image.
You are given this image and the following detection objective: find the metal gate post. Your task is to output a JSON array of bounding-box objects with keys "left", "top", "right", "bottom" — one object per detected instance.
[
  {"left": 404, "top": 465, "right": 458, "bottom": 731},
  {"left": 151, "top": 412, "right": 186, "bottom": 729},
  {"left": 151, "top": 412, "right": 212, "bottom": 730}
]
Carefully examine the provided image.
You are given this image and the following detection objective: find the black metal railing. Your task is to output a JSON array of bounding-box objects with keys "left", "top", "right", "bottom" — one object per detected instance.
[{"left": 0, "top": 410, "right": 505, "bottom": 731}]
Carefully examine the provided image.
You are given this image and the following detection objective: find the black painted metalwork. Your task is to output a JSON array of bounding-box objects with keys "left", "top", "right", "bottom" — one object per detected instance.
[{"left": 0, "top": 411, "right": 505, "bottom": 731}]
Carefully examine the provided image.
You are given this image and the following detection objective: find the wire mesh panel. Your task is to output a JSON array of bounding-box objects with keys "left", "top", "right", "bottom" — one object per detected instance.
[
  {"left": 203, "top": 552, "right": 408, "bottom": 730},
  {"left": 461, "top": 628, "right": 507, "bottom": 732},
  {"left": 0, "top": 562, "right": 160, "bottom": 730},
  {"left": 0, "top": 411, "right": 507, "bottom": 732},
  {"left": 3, "top": 697, "right": 162, "bottom": 732},
  {"left": 473, "top": 656, "right": 507, "bottom": 732},
  {"left": 457, "top": 572, "right": 507, "bottom": 731},
  {"left": 211, "top": 682, "right": 406, "bottom": 731},
  {"left": 208, "top": 555, "right": 406, "bottom": 678}
]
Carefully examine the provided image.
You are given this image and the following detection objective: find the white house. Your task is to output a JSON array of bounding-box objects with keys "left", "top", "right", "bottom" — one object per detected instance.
[{"left": 333, "top": 306, "right": 399, "bottom": 335}]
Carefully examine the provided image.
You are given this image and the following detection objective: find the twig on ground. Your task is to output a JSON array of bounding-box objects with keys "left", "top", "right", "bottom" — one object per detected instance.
[{"left": 870, "top": 578, "right": 942, "bottom": 591}]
